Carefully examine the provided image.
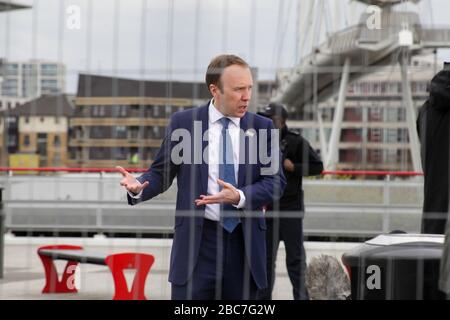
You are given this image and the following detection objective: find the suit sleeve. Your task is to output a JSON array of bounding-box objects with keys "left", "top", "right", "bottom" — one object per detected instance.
[
  {"left": 240, "top": 121, "right": 287, "bottom": 211},
  {"left": 127, "top": 114, "right": 180, "bottom": 205},
  {"left": 292, "top": 137, "right": 324, "bottom": 177}
]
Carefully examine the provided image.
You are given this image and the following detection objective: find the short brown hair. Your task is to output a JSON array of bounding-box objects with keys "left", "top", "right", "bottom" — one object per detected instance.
[{"left": 205, "top": 54, "right": 249, "bottom": 91}]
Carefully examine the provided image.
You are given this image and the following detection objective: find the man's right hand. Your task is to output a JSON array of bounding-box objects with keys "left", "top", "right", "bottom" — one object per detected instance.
[{"left": 116, "top": 166, "right": 149, "bottom": 194}]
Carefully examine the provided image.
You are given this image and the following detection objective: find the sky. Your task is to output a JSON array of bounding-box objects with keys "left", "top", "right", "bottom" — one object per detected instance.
[{"left": 1, "top": 0, "right": 450, "bottom": 94}]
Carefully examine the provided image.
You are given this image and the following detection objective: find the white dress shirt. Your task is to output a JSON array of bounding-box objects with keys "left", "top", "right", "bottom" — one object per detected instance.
[
  {"left": 129, "top": 100, "right": 246, "bottom": 221},
  {"left": 205, "top": 100, "right": 246, "bottom": 221}
]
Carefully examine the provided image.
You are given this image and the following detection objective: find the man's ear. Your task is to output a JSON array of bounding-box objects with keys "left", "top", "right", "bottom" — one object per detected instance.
[
  {"left": 209, "top": 84, "right": 218, "bottom": 96},
  {"left": 210, "top": 83, "right": 224, "bottom": 96}
]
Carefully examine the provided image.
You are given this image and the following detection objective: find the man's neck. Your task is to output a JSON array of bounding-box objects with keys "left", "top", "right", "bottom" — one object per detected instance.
[{"left": 212, "top": 99, "right": 226, "bottom": 116}]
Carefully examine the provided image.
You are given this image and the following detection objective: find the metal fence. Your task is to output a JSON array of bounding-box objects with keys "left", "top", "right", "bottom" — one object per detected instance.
[{"left": 0, "top": 170, "right": 424, "bottom": 238}]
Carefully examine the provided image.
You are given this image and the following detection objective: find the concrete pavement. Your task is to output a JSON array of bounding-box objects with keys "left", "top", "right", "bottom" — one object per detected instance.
[{"left": 0, "top": 235, "right": 359, "bottom": 300}]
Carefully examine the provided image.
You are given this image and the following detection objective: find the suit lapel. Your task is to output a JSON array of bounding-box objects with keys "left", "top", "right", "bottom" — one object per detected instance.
[
  {"left": 238, "top": 113, "right": 250, "bottom": 187},
  {"left": 197, "top": 104, "right": 209, "bottom": 196}
]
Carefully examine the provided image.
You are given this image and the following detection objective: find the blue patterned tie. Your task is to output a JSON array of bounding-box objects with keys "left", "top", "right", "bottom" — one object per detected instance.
[{"left": 219, "top": 117, "right": 240, "bottom": 233}]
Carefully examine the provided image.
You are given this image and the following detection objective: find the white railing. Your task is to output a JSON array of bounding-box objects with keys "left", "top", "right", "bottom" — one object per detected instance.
[{"left": 0, "top": 170, "right": 425, "bottom": 237}]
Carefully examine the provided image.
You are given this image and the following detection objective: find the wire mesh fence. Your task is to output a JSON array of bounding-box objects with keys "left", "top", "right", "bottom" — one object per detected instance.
[{"left": 0, "top": 0, "right": 450, "bottom": 301}]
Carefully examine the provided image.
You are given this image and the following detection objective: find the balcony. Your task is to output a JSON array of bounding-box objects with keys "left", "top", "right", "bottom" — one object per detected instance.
[{"left": 69, "top": 139, "right": 162, "bottom": 148}]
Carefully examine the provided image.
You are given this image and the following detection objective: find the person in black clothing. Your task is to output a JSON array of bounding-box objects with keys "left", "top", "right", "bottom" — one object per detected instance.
[
  {"left": 257, "top": 103, "right": 323, "bottom": 300},
  {"left": 417, "top": 64, "right": 450, "bottom": 234}
]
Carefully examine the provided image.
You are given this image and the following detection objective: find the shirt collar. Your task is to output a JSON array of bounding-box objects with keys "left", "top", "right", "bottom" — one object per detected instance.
[{"left": 209, "top": 99, "right": 240, "bottom": 127}]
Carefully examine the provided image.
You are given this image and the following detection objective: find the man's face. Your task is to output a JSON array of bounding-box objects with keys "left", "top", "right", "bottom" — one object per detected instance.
[{"left": 210, "top": 64, "right": 253, "bottom": 118}]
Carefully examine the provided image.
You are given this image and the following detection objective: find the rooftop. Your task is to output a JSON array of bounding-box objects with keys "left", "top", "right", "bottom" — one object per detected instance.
[
  {"left": 356, "top": 0, "right": 421, "bottom": 7},
  {"left": 77, "top": 74, "right": 211, "bottom": 100},
  {"left": 0, "top": 1, "right": 30, "bottom": 12},
  {"left": 1, "top": 94, "right": 74, "bottom": 117}
]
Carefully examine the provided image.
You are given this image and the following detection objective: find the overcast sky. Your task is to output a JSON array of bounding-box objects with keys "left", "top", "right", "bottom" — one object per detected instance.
[{"left": 1, "top": 0, "right": 450, "bottom": 94}]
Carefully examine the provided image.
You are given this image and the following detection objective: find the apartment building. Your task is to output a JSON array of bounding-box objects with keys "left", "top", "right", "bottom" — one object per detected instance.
[
  {"left": 0, "top": 94, "right": 74, "bottom": 166},
  {"left": 281, "top": 55, "right": 438, "bottom": 171},
  {"left": 0, "top": 59, "right": 66, "bottom": 98},
  {"left": 69, "top": 74, "right": 212, "bottom": 168}
]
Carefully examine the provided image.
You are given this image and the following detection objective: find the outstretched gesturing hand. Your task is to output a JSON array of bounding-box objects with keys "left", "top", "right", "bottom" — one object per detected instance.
[
  {"left": 116, "top": 166, "right": 149, "bottom": 195},
  {"left": 194, "top": 179, "right": 240, "bottom": 206}
]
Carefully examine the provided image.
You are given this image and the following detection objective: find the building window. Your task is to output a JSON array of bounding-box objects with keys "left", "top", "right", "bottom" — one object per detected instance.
[
  {"left": 388, "top": 82, "right": 397, "bottom": 94},
  {"left": 54, "top": 135, "right": 61, "bottom": 147},
  {"left": 386, "top": 149, "right": 398, "bottom": 163},
  {"left": 397, "top": 108, "right": 406, "bottom": 121},
  {"left": 41, "top": 79, "right": 57, "bottom": 87},
  {"left": 5, "top": 63, "right": 19, "bottom": 76},
  {"left": 129, "top": 126, "right": 139, "bottom": 139},
  {"left": 111, "top": 105, "right": 120, "bottom": 117},
  {"left": 386, "top": 108, "right": 399, "bottom": 122},
  {"left": 120, "top": 105, "right": 127, "bottom": 117},
  {"left": 153, "top": 126, "right": 160, "bottom": 139},
  {"left": 397, "top": 129, "right": 409, "bottom": 143},
  {"left": 361, "top": 82, "right": 369, "bottom": 94},
  {"left": 114, "top": 126, "right": 127, "bottom": 139},
  {"left": 68, "top": 147, "right": 77, "bottom": 160},
  {"left": 368, "top": 128, "right": 382, "bottom": 142},
  {"left": 8, "top": 134, "right": 17, "bottom": 147},
  {"left": 344, "top": 108, "right": 362, "bottom": 122},
  {"left": 368, "top": 107, "right": 383, "bottom": 122},
  {"left": 130, "top": 104, "right": 142, "bottom": 117},
  {"left": 92, "top": 105, "right": 106, "bottom": 117},
  {"left": 89, "top": 147, "right": 111, "bottom": 160},
  {"left": 37, "top": 133, "right": 47, "bottom": 157},
  {"left": 73, "top": 126, "right": 86, "bottom": 139},
  {"left": 90, "top": 126, "right": 112, "bottom": 139},
  {"left": 367, "top": 149, "right": 383, "bottom": 163},
  {"left": 24, "top": 134, "right": 30, "bottom": 146},
  {"left": 165, "top": 105, "right": 172, "bottom": 117},
  {"left": 111, "top": 105, "right": 127, "bottom": 117},
  {"left": 339, "top": 149, "right": 362, "bottom": 163},
  {"left": 113, "top": 147, "right": 127, "bottom": 160},
  {"left": 41, "top": 64, "right": 58, "bottom": 76},
  {"left": 77, "top": 106, "right": 89, "bottom": 117},
  {"left": 341, "top": 129, "right": 362, "bottom": 142},
  {"left": 55, "top": 117, "right": 60, "bottom": 124},
  {"left": 153, "top": 105, "right": 161, "bottom": 118},
  {"left": 372, "top": 83, "right": 380, "bottom": 95},
  {"left": 25, "top": 117, "right": 30, "bottom": 123}
]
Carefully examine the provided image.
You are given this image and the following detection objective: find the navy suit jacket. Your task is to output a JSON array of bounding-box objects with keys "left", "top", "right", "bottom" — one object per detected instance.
[{"left": 128, "top": 102, "right": 286, "bottom": 289}]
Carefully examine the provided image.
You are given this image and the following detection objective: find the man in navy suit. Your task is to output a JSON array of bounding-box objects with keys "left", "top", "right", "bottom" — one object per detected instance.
[{"left": 117, "top": 54, "right": 286, "bottom": 300}]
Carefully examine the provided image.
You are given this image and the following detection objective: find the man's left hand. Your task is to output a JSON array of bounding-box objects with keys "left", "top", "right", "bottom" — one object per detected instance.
[
  {"left": 283, "top": 158, "right": 295, "bottom": 172},
  {"left": 195, "top": 179, "right": 240, "bottom": 206}
]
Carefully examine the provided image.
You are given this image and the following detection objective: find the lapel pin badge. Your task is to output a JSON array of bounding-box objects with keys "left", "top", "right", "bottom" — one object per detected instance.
[{"left": 245, "top": 130, "right": 255, "bottom": 138}]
